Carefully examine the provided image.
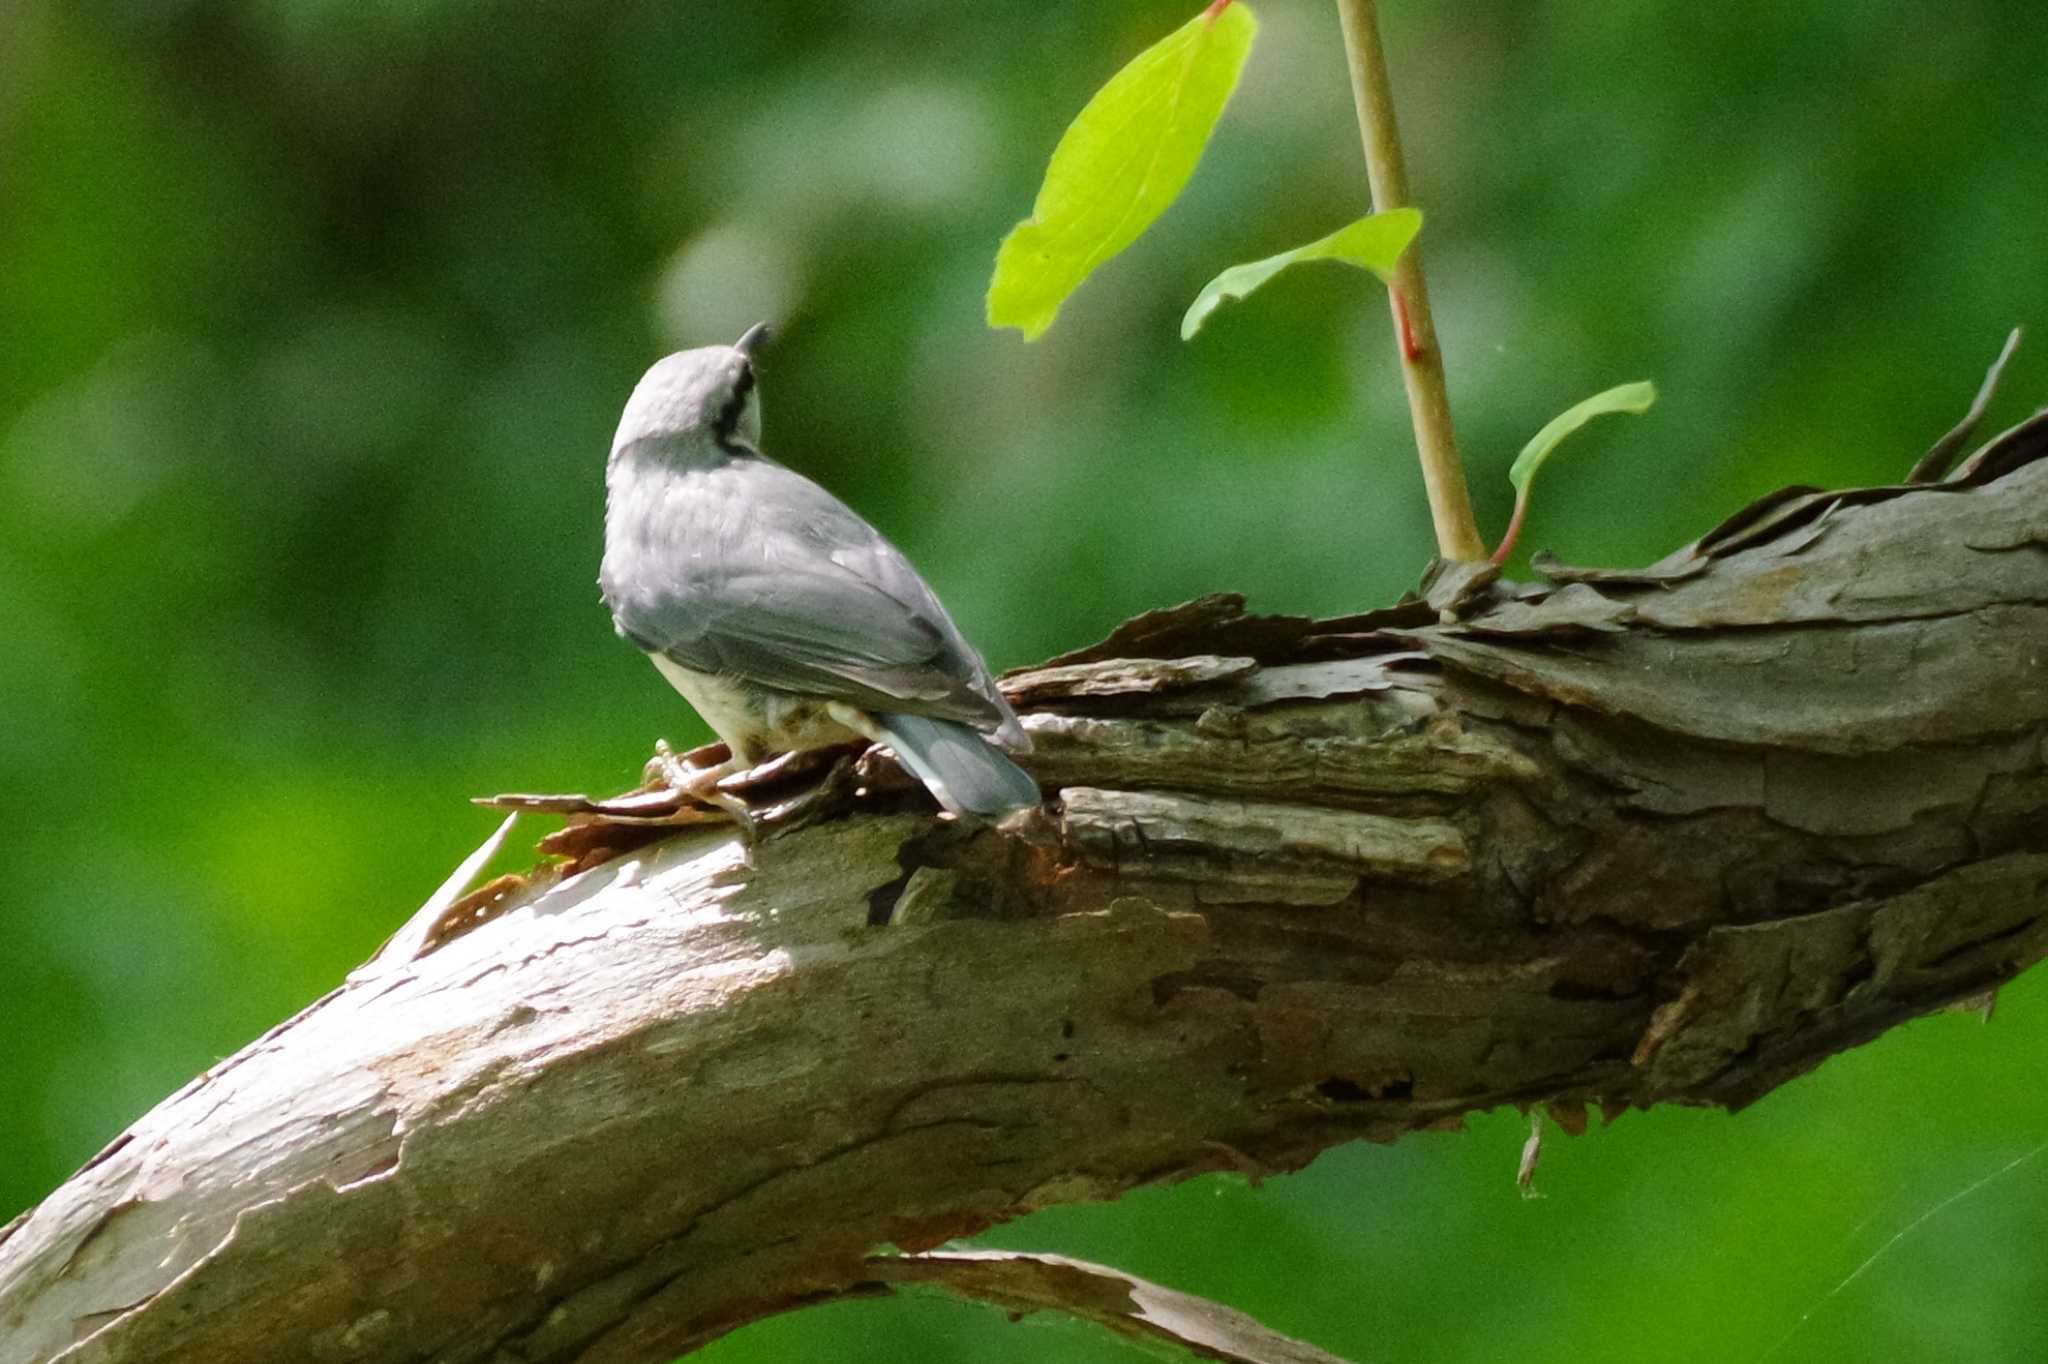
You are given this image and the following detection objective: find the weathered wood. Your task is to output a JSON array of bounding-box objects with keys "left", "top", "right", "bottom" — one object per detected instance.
[
  {"left": 866, "top": 1252, "right": 1357, "bottom": 1363},
  {"left": 3, "top": 421, "right": 2046, "bottom": 1364}
]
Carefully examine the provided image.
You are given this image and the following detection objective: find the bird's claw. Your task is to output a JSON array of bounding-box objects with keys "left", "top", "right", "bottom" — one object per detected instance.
[
  {"left": 646, "top": 738, "right": 684, "bottom": 788},
  {"left": 649, "top": 738, "right": 759, "bottom": 843}
]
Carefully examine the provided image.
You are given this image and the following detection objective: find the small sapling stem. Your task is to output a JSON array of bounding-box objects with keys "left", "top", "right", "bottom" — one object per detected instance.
[{"left": 1335, "top": 0, "right": 1486, "bottom": 562}]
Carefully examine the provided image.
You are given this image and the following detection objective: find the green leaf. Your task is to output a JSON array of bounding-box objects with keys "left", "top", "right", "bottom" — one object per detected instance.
[
  {"left": 988, "top": 1, "right": 1258, "bottom": 341},
  {"left": 1179, "top": 208, "right": 1422, "bottom": 340},
  {"left": 1508, "top": 381, "right": 1659, "bottom": 496}
]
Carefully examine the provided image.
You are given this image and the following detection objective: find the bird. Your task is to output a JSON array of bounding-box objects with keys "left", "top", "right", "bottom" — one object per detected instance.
[{"left": 598, "top": 324, "right": 1040, "bottom": 825}]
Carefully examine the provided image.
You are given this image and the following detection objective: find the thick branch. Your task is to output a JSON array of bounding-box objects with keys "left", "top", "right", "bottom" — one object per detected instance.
[{"left": 3, "top": 421, "right": 2046, "bottom": 1364}]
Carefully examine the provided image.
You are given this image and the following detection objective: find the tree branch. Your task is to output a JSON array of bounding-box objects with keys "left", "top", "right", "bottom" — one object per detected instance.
[{"left": 4, "top": 416, "right": 2046, "bottom": 1364}]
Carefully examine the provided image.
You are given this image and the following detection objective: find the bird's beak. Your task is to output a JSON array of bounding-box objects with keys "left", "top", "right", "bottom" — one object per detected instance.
[{"left": 735, "top": 322, "right": 773, "bottom": 359}]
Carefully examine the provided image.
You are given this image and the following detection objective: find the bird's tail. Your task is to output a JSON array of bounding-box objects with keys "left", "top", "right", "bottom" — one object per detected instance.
[{"left": 875, "top": 714, "right": 1041, "bottom": 819}]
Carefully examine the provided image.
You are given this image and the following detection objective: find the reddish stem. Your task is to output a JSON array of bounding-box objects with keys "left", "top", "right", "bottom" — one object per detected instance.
[
  {"left": 1391, "top": 285, "right": 1424, "bottom": 361},
  {"left": 1204, "top": 0, "right": 1234, "bottom": 20},
  {"left": 1490, "top": 491, "right": 1529, "bottom": 567}
]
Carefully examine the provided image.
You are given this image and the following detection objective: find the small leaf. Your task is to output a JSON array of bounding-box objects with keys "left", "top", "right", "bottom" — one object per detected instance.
[
  {"left": 988, "top": 2, "right": 1258, "bottom": 341},
  {"left": 1180, "top": 208, "right": 1421, "bottom": 340},
  {"left": 1508, "top": 381, "right": 1659, "bottom": 497}
]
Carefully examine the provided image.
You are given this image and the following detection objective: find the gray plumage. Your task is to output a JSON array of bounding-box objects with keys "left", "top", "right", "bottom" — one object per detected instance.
[{"left": 599, "top": 329, "right": 1037, "bottom": 819}]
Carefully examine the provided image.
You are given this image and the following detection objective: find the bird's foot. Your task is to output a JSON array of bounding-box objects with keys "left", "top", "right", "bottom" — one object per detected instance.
[
  {"left": 717, "top": 748, "right": 813, "bottom": 790},
  {"left": 650, "top": 739, "right": 759, "bottom": 842},
  {"left": 646, "top": 737, "right": 729, "bottom": 787}
]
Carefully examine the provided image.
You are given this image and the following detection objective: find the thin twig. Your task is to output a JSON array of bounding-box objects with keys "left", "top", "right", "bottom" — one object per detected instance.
[
  {"left": 1335, "top": 0, "right": 1486, "bottom": 562},
  {"left": 1907, "top": 327, "right": 2024, "bottom": 483}
]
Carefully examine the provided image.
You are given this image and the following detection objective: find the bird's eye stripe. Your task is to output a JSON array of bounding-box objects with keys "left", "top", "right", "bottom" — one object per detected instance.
[{"left": 714, "top": 363, "right": 756, "bottom": 445}]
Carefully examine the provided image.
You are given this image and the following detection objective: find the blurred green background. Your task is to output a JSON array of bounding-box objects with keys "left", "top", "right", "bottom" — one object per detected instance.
[{"left": 4, "top": 0, "right": 2046, "bottom": 1358}]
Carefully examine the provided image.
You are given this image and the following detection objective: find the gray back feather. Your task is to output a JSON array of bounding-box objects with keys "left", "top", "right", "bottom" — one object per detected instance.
[{"left": 601, "top": 437, "right": 1025, "bottom": 747}]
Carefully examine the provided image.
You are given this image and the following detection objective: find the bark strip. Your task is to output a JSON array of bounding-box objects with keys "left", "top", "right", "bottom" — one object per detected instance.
[{"left": 3, "top": 419, "right": 2046, "bottom": 1364}]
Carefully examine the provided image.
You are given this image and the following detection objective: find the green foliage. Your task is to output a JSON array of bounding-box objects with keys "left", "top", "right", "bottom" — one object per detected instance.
[
  {"left": 987, "top": 1, "right": 1257, "bottom": 341},
  {"left": 1508, "top": 380, "right": 1658, "bottom": 497},
  {"left": 1179, "top": 209, "right": 1421, "bottom": 340},
  {"left": 6, "top": 3, "right": 2048, "bottom": 1362}
]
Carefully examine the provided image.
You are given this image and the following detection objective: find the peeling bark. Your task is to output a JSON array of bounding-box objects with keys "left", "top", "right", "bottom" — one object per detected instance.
[
  {"left": 866, "top": 1252, "right": 1355, "bottom": 1363},
  {"left": 3, "top": 417, "right": 2046, "bottom": 1364}
]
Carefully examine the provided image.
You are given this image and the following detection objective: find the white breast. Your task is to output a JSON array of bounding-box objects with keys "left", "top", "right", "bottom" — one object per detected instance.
[{"left": 647, "top": 654, "right": 864, "bottom": 764}]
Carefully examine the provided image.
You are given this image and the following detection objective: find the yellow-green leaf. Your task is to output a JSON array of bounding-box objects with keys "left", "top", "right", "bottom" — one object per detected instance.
[
  {"left": 1180, "top": 208, "right": 1421, "bottom": 340},
  {"left": 988, "top": 2, "right": 1258, "bottom": 341},
  {"left": 1509, "top": 382, "right": 1658, "bottom": 496}
]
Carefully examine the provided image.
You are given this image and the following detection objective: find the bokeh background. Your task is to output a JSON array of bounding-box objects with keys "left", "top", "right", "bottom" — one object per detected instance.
[{"left": 5, "top": 0, "right": 2047, "bottom": 1358}]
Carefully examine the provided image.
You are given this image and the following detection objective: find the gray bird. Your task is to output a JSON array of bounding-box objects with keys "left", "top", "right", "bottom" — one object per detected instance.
[{"left": 599, "top": 324, "right": 1039, "bottom": 822}]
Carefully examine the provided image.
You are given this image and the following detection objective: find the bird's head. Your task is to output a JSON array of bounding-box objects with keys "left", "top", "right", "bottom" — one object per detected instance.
[{"left": 611, "top": 323, "right": 772, "bottom": 458}]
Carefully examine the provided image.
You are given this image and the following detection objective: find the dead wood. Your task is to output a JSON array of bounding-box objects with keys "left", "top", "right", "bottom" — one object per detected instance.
[{"left": 2, "top": 414, "right": 2046, "bottom": 1364}]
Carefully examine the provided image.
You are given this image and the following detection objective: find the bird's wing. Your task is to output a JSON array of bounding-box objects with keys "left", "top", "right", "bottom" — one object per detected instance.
[{"left": 603, "top": 453, "right": 1018, "bottom": 736}]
